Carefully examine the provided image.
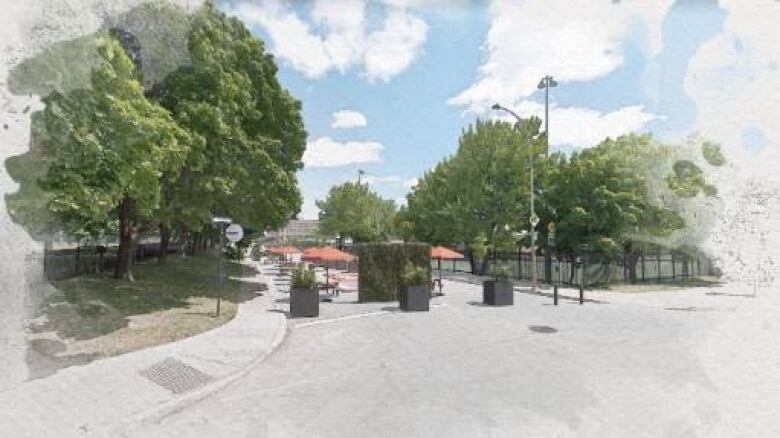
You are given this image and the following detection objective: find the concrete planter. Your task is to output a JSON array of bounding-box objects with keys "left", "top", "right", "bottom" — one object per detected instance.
[
  {"left": 399, "top": 285, "right": 430, "bottom": 311},
  {"left": 290, "top": 288, "right": 319, "bottom": 317},
  {"left": 483, "top": 280, "right": 513, "bottom": 306}
]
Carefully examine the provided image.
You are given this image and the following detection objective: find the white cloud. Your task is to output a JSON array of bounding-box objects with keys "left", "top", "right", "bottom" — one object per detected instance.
[
  {"left": 332, "top": 110, "right": 368, "bottom": 129},
  {"left": 449, "top": 0, "right": 673, "bottom": 112},
  {"left": 360, "top": 175, "right": 418, "bottom": 188},
  {"left": 224, "top": 0, "right": 428, "bottom": 82},
  {"left": 363, "top": 11, "right": 428, "bottom": 82},
  {"left": 491, "top": 101, "right": 657, "bottom": 149},
  {"left": 303, "top": 137, "right": 383, "bottom": 168},
  {"left": 685, "top": 0, "right": 780, "bottom": 153}
]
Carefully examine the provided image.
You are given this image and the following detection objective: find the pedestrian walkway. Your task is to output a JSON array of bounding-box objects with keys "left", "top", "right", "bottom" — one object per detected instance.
[{"left": 0, "top": 258, "right": 288, "bottom": 438}]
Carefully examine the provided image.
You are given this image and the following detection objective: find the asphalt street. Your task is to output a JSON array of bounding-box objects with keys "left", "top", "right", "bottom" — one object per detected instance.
[{"left": 120, "top": 279, "right": 778, "bottom": 438}]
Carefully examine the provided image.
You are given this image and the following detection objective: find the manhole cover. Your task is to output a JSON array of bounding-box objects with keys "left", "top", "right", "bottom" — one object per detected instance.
[
  {"left": 528, "top": 325, "right": 557, "bottom": 334},
  {"left": 139, "top": 357, "right": 214, "bottom": 394}
]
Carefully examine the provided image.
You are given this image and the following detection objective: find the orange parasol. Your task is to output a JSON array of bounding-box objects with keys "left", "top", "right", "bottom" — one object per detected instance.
[
  {"left": 266, "top": 246, "right": 302, "bottom": 256},
  {"left": 431, "top": 246, "right": 464, "bottom": 260},
  {"left": 430, "top": 246, "right": 464, "bottom": 295},
  {"left": 302, "top": 246, "right": 355, "bottom": 295}
]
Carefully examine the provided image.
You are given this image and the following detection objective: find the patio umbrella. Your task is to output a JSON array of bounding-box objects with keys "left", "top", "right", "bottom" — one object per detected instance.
[
  {"left": 430, "top": 246, "right": 464, "bottom": 295},
  {"left": 266, "top": 246, "right": 302, "bottom": 262},
  {"left": 302, "top": 246, "right": 356, "bottom": 295}
]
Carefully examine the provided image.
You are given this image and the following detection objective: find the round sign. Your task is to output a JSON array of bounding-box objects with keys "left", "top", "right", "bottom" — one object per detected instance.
[
  {"left": 225, "top": 223, "right": 244, "bottom": 242},
  {"left": 529, "top": 213, "right": 540, "bottom": 227}
]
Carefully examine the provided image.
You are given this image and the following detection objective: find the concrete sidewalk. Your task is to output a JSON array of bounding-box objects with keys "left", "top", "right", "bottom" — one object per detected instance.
[{"left": 0, "top": 259, "right": 287, "bottom": 438}]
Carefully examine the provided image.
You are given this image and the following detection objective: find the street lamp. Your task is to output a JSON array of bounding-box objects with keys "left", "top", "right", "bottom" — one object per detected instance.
[
  {"left": 537, "top": 75, "right": 558, "bottom": 156},
  {"left": 357, "top": 169, "right": 365, "bottom": 185},
  {"left": 491, "top": 103, "right": 539, "bottom": 290}
]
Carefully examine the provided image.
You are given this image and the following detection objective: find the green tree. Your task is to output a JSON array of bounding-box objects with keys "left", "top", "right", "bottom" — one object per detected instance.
[
  {"left": 546, "top": 134, "right": 686, "bottom": 282},
  {"left": 316, "top": 182, "right": 397, "bottom": 245},
  {"left": 405, "top": 118, "right": 544, "bottom": 272},
  {"left": 39, "top": 35, "right": 189, "bottom": 279},
  {"left": 151, "top": 2, "right": 306, "bottom": 256}
]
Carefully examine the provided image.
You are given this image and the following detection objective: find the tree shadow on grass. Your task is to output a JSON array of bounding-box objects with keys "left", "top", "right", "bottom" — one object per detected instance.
[{"left": 28, "top": 255, "right": 261, "bottom": 342}]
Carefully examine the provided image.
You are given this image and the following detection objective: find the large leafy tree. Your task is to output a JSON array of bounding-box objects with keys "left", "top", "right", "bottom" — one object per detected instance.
[
  {"left": 151, "top": 2, "right": 306, "bottom": 255},
  {"left": 39, "top": 35, "right": 189, "bottom": 279},
  {"left": 317, "top": 183, "right": 397, "bottom": 245},
  {"left": 405, "top": 118, "right": 544, "bottom": 272}
]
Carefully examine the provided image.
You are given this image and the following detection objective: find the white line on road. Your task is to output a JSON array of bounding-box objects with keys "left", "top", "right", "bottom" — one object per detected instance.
[{"left": 295, "top": 304, "right": 447, "bottom": 329}]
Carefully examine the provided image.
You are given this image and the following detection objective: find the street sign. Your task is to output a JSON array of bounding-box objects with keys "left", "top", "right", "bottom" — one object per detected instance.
[
  {"left": 529, "top": 213, "right": 539, "bottom": 227},
  {"left": 225, "top": 223, "right": 244, "bottom": 242},
  {"left": 548, "top": 232, "right": 556, "bottom": 247}
]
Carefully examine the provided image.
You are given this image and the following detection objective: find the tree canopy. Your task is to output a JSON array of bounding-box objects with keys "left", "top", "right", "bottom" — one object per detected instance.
[{"left": 317, "top": 182, "right": 397, "bottom": 244}]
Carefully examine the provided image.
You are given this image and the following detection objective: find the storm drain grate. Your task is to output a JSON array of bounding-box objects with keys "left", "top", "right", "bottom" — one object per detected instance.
[{"left": 139, "top": 357, "right": 214, "bottom": 394}]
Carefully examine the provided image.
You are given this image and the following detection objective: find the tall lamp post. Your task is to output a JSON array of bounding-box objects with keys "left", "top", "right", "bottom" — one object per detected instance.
[
  {"left": 491, "top": 103, "right": 540, "bottom": 290},
  {"left": 357, "top": 169, "right": 365, "bottom": 185},
  {"left": 537, "top": 75, "right": 558, "bottom": 156}
]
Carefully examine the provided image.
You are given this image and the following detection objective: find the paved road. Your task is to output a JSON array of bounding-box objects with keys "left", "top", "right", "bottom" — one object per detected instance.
[{"left": 120, "top": 280, "right": 779, "bottom": 437}]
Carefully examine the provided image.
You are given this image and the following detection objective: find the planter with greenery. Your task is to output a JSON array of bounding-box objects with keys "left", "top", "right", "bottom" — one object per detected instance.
[
  {"left": 399, "top": 262, "right": 430, "bottom": 311},
  {"left": 290, "top": 264, "right": 319, "bottom": 317},
  {"left": 483, "top": 265, "right": 513, "bottom": 306}
]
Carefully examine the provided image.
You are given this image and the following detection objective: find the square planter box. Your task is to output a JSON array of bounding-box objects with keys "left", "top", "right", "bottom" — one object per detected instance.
[
  {"left": 290, "top": 288, "right": 319, "bottom": 317},
  {"left": 483, "top": 280, "right": 514, "bottom": 306},
  {"left": 399, "top": 285, "right": 430, "bottom": 311}
]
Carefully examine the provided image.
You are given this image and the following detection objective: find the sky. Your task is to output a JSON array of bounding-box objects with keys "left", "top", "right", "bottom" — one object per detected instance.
[{"left": 218, "top": 0, "right": 780, "bottom": 220}]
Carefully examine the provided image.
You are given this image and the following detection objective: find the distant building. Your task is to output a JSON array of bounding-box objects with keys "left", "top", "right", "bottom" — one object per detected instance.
[{"left": 264, "top": 220, "right": 319, "bottom": 244}]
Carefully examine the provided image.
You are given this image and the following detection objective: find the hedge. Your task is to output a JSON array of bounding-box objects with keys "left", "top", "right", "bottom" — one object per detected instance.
[{"left": 357, "top": 243, "right": 431, "bottom": 302}]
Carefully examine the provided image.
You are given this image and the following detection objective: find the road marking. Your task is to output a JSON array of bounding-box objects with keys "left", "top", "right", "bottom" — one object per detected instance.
[{"left": 296, "top": 304, "right": 447, "bottom": 328}]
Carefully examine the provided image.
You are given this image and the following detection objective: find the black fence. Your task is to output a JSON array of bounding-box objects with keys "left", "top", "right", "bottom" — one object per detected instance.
[
  {"left": 43, "top": 242, "right": 180, "bottom": 281},
  {"left": 432, "top": 252, "right": 720, "bottom": 286}
]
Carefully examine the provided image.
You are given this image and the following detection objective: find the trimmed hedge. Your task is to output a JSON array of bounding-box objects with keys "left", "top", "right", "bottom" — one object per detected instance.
[{"left": 357, "top": 243, "right": 431, "bottom": 302}]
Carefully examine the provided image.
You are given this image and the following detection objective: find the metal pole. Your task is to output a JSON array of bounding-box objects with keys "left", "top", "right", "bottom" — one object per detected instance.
[
  {"left": 530, "top": 134, "right": 536, "bottom": 291},
  {"left": 544, "top": 78, "right": 549, "bottom": 157},
  {"left": 217, "top": 224, "right": 223, "bottom": 317}
]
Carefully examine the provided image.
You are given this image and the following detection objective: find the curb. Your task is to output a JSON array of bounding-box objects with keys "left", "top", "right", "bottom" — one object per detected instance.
[{"left": 116, "top": 283, "right": 289, "bottom": 433}]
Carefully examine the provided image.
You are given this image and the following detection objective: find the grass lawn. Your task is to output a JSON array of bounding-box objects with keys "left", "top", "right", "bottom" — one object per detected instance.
[{"left": 26, "top": 252, "right": 265, "bottom": 367}]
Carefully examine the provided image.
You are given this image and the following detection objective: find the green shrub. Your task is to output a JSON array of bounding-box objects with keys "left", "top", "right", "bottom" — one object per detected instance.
[
  {"left": 488, "top": 264, "right": 511, "bottom": 280},
  {"left": 290, "top": 264, "right": 317, "bottom": 290},
  {"left": 402, "top": 262, "right": 428, "bottom": 286},
  {"left": 357, "top": 243, "right": 430, "bottom": 302}
]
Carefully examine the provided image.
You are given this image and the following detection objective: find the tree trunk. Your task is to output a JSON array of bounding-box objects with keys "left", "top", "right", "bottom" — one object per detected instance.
[
  {"left": 115, "top": 196, "right": 137, "bottom": 281},
  {"left": 467, "top": 248, "right": 477, "bottom": 275},
  {"left": 158, "top": 223, "right": 171, "bottom": 263}
]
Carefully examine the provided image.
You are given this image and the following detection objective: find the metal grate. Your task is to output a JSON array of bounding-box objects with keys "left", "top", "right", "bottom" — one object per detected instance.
[{"left": 139, "top": 357, "right": 214, "bottom": 394}]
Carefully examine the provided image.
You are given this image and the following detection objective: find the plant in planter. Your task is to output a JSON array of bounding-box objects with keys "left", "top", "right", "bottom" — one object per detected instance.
[
  {"left": 290, "top": 264, "right": 319, "bottom": 317},
  {"left": 483, "top": 264, "right": 514, "bottom": 306},
  {"left": 399, "top": 262, "right": 430, "bottom": 311}
]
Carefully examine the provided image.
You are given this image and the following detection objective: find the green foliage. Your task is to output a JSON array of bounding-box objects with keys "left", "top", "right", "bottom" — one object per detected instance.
[
  {"left": 38, "top": 35, "right": 189, "bottom": 236},
  {"left": 701, "top": 141, "right": 725, "bottom": 167},
  {"left": 224, "top": 244, "right": 243, "bottom": 260},
  {"left": 357, "top": 243, "right": 430, "bottom": 302},
  {"left": 402, "top": 262, "right": 429, "bottom": 286},
  {"left": 488, "top": 264, "right": 511, "bottom": 280},
  {"left": 470, "top": 233, "right": 489, "bottom": 261},
  {"left": 548, "top": 134, "right": 685, "bottom": 256},
  {"left": 290, "top": 264, "right": 317, "bottom": 290},
  {"left": 405, "top": 118, "right": 543, "bottom": 255},
  {"left": 317, "top": 182, "right": 397, "bottom": 243},
  {"left": 150, "top": 2, "right": 306, "bottom": 233}
]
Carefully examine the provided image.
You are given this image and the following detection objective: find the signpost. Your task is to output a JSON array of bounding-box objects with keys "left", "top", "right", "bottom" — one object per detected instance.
[
  {"left": 211, "top": 216, "right": 234, "bottom": 317},
  {"left": 225, "top": 223, "right": 244, "bottom": 243}
]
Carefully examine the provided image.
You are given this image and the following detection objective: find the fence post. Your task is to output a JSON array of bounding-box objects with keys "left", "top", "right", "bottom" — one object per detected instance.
[
  {"left": 671, "top": 254, "right": 676, "bottom": 281},
  {"left": 641, "top": 253, "right": 645, "bottom": 282},
  {"left": 657, "top": 248, "right": 662, "bottom": 282}
]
